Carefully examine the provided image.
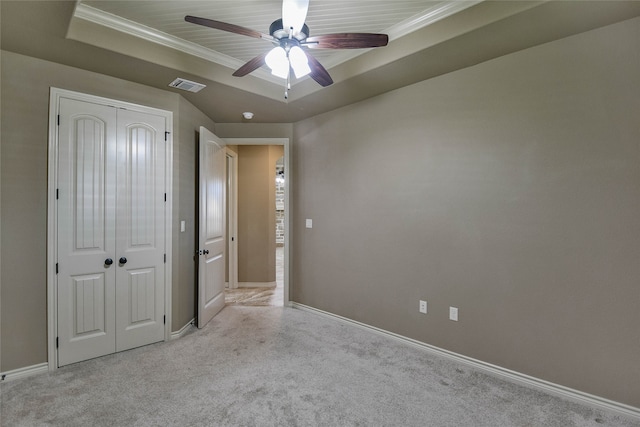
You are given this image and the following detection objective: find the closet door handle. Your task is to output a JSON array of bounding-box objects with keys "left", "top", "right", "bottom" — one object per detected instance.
[
  {"left": 104, "top": 258, "right": 113, "bottom": 266},
  {"left": 119, "top": 257, "right": 128, "bottom": 265}
]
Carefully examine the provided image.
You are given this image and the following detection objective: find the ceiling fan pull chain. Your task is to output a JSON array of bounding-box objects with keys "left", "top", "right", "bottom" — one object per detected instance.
[{"left": 285, "top": 70, "right": 291, "bottom": 99}]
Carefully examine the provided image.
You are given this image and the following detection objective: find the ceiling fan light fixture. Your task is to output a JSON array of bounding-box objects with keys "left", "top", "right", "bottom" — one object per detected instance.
[
  {"left": 289, "top": 46, "right": 311, "bottom": 78},
  {"left": 265, "top": 46, "right": 289, "bottom": 79},
  {"left": 185, "top": 0, "right": 387, "bottom": 90}
]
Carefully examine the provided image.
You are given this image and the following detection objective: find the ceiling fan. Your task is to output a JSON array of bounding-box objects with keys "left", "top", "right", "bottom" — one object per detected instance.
[{"left": 185, "top": 0, "right": 388, "bottom": 97}]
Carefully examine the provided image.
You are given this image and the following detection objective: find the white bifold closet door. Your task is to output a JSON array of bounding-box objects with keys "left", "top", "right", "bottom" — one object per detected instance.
[{"left": 57, "top": 97, "right": 166, "bottom": 367}]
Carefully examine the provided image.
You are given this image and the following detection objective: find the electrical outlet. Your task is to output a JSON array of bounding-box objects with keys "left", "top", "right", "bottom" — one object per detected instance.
[
  {"left": 449, "top": 306, "right": 458, "bottom": 321},
  {"left": 305, "top": 219, "right": 313, "bottom": 229},
  {"left": 419, "top": 300, "right": 427, "bottom": 314}
]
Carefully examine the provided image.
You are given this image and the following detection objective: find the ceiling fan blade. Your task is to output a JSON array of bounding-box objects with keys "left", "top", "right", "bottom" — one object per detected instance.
[
  {"left": 282, "top": 0, "right": 309, "bottom": 37},
  {"left": 304, "top": 33, "right": 389, "bottom": 49},
  {"left": 306, "top": 54, "right": 333, "bottom": 87},
  {"left": 232, "top": 52, "right": 269, "bottom": 77},
  {"left": 185, "top": 15, "right": 273, "bottom": 41}
]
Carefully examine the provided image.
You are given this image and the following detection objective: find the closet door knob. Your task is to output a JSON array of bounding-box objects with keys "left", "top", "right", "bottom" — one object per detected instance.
[
  {"left": 119, "top": 257, "right": 128, "bottom": 265},
  {"left": 104, "top": 258, "right": 113, "bottom": 266}
]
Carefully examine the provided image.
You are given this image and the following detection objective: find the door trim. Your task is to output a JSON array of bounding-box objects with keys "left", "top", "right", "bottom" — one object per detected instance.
[
  {"left": 47, "top": 88, "right": 173, "bottom": 371},
  {"left": 222, "top": 138, "right": 291, "bottom": 306}
]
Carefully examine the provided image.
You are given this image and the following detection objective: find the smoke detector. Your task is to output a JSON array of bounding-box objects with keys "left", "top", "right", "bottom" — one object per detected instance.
[
  {"left": 242, "top": 112, "right": 254, "bottom": 120},
  {"left": 168, "top": 78, "right": 206, "bottom": 93}
]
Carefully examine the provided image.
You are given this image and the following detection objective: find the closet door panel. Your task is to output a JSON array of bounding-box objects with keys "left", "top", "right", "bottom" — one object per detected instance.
[
  {"left": 115, "top": 109, "right": 166, "bottom": 352},
  {"left": 57, "top": 99, "right": 117, "bottom": 366}
]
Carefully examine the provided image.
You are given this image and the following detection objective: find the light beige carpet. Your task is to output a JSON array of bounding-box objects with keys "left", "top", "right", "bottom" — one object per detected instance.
[{"left": 1, "top": 306, "right": 638, "bottom": 426}]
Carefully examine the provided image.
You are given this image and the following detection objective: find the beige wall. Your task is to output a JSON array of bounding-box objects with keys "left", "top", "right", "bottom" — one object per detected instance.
[
  {"left": 292, "top": 17, "right": 640, "bottom": 407},
  {"left": 236, "top": 145, "right": 283, "bottom": 283},
  {"left": 215, "top": 123, "right": 293, "bottom": 141},
  {"left": 0, "top": 51, "right": 212, "bottom": 370},
  {"left": 1, "top": 13, "right": 638, "bottom": 412}
]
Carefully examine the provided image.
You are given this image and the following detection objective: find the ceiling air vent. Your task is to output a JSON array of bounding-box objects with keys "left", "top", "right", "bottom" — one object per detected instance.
[{"left": 168, "top": 78, "right": 206, "bottom": 93}]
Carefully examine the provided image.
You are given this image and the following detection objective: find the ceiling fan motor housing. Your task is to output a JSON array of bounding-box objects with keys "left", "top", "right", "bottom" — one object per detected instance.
[{"left": 270, "top": 18, "right": 309, "bottom": 41}]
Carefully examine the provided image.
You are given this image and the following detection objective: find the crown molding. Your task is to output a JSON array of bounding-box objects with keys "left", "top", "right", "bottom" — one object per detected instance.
[
  {"left": 72, "top": 1, "right": 483, "bottom": 91},
  {"left": 389, "top": 0, "right": 483, "bottom": 40},
  {"left": 318, "top": 0, "right": 482, "bottom": 69},
  {"left": 73, "top": 3, "right": 281, "bottom": 84},
  {"left": 74, "top": 2, "right": 481, "bottom": 78}
]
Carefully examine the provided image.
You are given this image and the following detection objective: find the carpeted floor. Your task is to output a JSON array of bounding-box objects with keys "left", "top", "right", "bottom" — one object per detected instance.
[{"left": 1, "top": 306, "right": 638, "bottom": 427}]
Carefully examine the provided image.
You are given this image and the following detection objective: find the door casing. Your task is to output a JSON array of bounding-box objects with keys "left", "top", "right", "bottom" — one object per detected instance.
[{"left": 47, "top": 88, "right": 173, "bottom": 371}]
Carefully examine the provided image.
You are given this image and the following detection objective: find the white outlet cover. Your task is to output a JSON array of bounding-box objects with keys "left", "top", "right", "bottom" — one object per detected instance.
[
  {"left": 419, "top": 300, "right": 427, "bottom": 314},
  {"left": 305, "top": 219, "right": 313, "bottom": 228},
  {"left": 180, "top": 220, "right": 186, "bottom": 232},
  {"left": 449, "top": 306, "right": 458, "bottom": 321}
]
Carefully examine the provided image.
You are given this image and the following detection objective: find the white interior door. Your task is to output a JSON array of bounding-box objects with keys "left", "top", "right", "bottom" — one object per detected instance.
[
  {"left": 114, "top": 109, "right": 166, "bottom": 351},
  {"left": 57, "top": 97, "right": 167, "bottom": 366},
  {"left": 57, "top": 99, "right": 117, "bottom": 366},
  {"left": 226, "top": 150, "right": 238, "bottom": 290},
  {"left": 197, "top": 126, "right": 226, "bottom": 328}
]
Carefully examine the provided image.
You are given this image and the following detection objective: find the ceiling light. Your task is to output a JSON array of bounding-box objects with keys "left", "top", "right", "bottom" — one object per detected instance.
[
  {"left": 242, "top": 112, "right": 254, "bottom": 120},
  {"left": 289, "top": 46, "right": 311, "bottom": 78},
  {"left": 265, "top": 45, "right": 311, "bottom": 81},
  {"left": 265, "top": 47, "right": 289, "bottom": 79}
]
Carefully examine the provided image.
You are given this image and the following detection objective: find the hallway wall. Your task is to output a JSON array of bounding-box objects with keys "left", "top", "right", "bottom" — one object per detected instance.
[{"left": 236, "top": 145, "right": 284, "bottom": 283}]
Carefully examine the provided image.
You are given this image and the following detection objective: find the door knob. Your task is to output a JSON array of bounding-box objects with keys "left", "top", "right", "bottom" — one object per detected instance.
[
  {"left": 105, "top": 258, "right": 113, "bottom": 266},
  {"left": 203, "top": 249, "right": 209, "bottom": 255},
  {"left": 119, "top": 257, "right": 127, "bottom": 264}
]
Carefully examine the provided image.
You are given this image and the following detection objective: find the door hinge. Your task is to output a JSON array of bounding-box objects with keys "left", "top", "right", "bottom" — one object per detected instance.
[
  {"left": 56, "top": 263, "right": 59, "bottom": 274},
  {"left": 56, "top": 189, "right": 59, "bottom": 200},
  {"left": 164, "top": 254, "right": 166, "bottom": 263},
  {"left": 163, "top": 315, "right": 166, "bottom": 325},
  {"left": 164, "top": 193, "right": 167, "bottom": 202},
  {"left": 57, "top": 115, "right": 60, "bottom": 126},
  {"left": 56, "top": 337, "right": 59, "bottom": 348},
  {"left": 165, "top": 131, "right": 170, "bottom": 141}
]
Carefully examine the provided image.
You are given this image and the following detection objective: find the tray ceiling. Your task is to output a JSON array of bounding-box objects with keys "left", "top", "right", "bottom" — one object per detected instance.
[
  {"left": 79, "top": 0, "right": 466, "bottom": 71},
  {"left": 3, "top": 1, "right": 640, "bottom": 122}
]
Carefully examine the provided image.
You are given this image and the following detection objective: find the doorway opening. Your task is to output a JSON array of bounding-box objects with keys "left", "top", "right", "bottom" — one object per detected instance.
[{"left": 222, "top": 139, "right": 290, "bottom": 307}]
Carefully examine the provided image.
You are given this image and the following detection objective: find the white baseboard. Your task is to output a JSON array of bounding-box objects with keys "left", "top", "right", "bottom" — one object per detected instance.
[
  {"left": 291, "top": 302, "right": 640, "bottom": 421},
  {"left": 171, "top": 318, "right": 195, "bottom": 340},
  {"left": 238, "top": 281, "right": 276, "bottom": 288},
  {"left": 0, "top": 362, "right": 49, "bottom": 382}
]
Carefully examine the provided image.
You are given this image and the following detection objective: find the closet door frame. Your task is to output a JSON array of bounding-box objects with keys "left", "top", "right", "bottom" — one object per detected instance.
[{"left": 47, "top": 88, "right": 173, "bottom": 371}]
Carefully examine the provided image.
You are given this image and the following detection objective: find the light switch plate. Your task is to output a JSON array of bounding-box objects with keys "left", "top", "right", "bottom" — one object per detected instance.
[
  {"left": 180, "top": 220, "right": 186, "bottom": 232},
  {"left": 449, "top": 307, "right": 458, "bottom": 321},
  {"left": 306, "top": 219, "right": 313, "bottom": 229}
]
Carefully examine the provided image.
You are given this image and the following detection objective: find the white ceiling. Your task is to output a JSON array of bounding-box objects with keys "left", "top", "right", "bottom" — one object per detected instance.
[
  {"left": 3, "top": 1, "right": 640, "bottom": 123},
  {"left": 75, "top": 0, "right": 479, "bottom": 87}
]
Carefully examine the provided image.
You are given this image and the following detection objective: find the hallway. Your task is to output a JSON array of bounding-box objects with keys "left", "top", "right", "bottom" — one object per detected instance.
[{"left": 224, "top": 247, "right": 284, "bottom": 306}]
